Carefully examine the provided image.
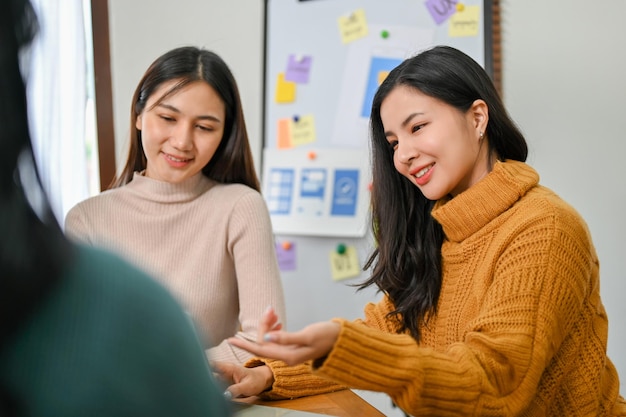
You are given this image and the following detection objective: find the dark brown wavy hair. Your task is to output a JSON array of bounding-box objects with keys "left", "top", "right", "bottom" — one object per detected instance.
[{"left": 361, "top": 46, "right": 527, "bottom": 342}]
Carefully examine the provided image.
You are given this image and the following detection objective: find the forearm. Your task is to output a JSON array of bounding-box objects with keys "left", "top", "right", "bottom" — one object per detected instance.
[{"left": 207, "top": 337, "right": 255, "bottom": 364}]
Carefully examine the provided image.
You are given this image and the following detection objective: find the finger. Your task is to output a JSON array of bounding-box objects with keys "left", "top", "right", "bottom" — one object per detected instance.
[
  {"left": 263, "top": 330, "right": 308, "bottom": 346},
  {"left": 228, "top": 337, "right": 265, "bottom": 356},
  {"left": 223, "top": 385, "right": 246, "bottom": 400},
  {"left": 228, "top": 336, "right": 307, "bottom": 365},
  {"left": 258, "top": 306, "right": 281, "bottom": 342},
  {"left": 225, "top": 381, "right": 255, "bottom": 400},
  {"left": 223, "top": 389, "right": 234, "bottom": 401},
  {"left": 228, "top": 336, "right": 295, "bottom": 362}
]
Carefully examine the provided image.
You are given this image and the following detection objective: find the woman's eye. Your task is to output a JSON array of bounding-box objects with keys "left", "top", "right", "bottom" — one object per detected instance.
[
  {"left": 197, "top": 125, "right": 213, "bottom": 132},
  {"left": 411, "top": 124, "right": 423, "bottom": 133},
  {"left": 160, "top": 115, "right": 175, "bottom": 122},
  {"left": 388, "top": 140, "right": 398, "bottom": 150}
]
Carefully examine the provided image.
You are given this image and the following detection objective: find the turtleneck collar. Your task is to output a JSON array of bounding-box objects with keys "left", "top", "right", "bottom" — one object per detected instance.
[
  {"left": 431, "top": 160, "right": 539, "bottom": 242},
  {"left": 125, "top": 171, "right": 215, "bottom": 203}
]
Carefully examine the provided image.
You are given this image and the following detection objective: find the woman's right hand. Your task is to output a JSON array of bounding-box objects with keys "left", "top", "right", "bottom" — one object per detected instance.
[{"left": 211, "top": 361, "right": 274, "bottom": 399}]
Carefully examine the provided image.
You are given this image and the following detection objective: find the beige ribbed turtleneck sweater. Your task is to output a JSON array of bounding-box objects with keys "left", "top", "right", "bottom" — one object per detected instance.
[
  {"left": 65, "top": 172, "right": 286, "bottom": 364},
  {"left": 248, "top": 161, "right": 625, "bottom": 416}
]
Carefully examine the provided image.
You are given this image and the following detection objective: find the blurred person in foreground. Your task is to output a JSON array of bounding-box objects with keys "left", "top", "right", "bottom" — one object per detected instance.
[{"left": 0, "top": 0, "right": 232, "bottom": 415}]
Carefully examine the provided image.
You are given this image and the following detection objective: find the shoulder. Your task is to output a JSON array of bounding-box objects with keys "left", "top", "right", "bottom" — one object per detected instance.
[
  {"left": 65, "top": 188, "right": 127, "bottom": 234},
  {"left": 511, "top": 185, "right": 595, "bottom": 257},
  {"left": 66, "top": 188, "right": 126, "bottom": 217},
  {"left": 208, "top": 182, "right": 266, "bottom": 208},
  {"left": 209, "top": 181, "right": 260, "bottom": 197},
  {"left": 524, "top": 186, "right": 590, "bottom": 232}
]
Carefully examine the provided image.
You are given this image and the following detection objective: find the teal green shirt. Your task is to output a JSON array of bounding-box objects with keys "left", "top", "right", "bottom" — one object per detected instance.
[{"left": 1, "top": 245, "right": 232, "bottom": 416}]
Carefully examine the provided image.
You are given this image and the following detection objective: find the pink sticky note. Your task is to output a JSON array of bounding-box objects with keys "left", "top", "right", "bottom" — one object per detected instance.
[
  {"left": 285, "top": 55, "right": 313, "bottom": 84},
  {"left": 425, "top": 0, "right": 458, "bottom": 25},
  {"left": 275, "top": 242, "right": 297, "bottom": 271}
]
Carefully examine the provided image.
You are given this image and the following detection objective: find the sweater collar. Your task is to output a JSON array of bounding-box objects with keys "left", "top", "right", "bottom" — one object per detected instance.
[
  {"left": 126, "top": 171, "right": 214, "bottom": 203},
  {"left": 431, "top": 160, "right": 539, "bottom": 242}
]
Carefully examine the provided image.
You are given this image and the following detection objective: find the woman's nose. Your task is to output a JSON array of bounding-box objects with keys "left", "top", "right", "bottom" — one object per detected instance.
[
  {"left": 170, "top": 124, "right": 193, "bottom": 151},
  {"left": 395, "top": 139, "right": 418, "bottom": 164}
]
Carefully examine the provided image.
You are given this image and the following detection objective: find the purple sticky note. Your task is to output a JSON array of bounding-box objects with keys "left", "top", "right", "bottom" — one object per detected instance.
[
  {"left": 424, "top": 0, "right": 457, "bottom": 25},
  {"left": 275, "top": 242, "right": 297, "bottom": 271},
  {"left": 284, "top": 55, "right": 312, "bottom": 84}
]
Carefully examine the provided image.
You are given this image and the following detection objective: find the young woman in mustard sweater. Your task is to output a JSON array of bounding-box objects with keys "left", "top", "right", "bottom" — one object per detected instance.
[{"left": 216, "top": 46, "right": 626, "bottom": 416}]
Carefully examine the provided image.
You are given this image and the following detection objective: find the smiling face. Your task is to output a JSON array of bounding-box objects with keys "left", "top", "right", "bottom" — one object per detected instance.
[
  {"left": 380, "top": 85, "right": 490, "bottom": 200},
  {"left": 136, "top": 79, "right": 226, "bottom": 184}
]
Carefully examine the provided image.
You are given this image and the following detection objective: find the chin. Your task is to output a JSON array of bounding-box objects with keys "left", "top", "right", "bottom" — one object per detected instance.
[{"left": 422, "top": 190, "right": 449, "bottom": 202}]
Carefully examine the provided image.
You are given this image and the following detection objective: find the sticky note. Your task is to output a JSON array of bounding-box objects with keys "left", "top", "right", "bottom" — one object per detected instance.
[
  {"left": 275, "top": 72, "right": 296, "bottom": 103},
  {"left": 329, "top": 245, "right": 361, "bottom": 281},
  {"left": 276, "top": 118, "right": 292, "bottom": 149},
  {"left": 338, "top": 9, "right": 368, "bottom": 44},
  {"left": 285, "top": 54, "right": 313, "bottom": 84},
  {"left": 290, "top": 114, "right": 316, "bottom": 146},
  {"left": 276, "top": 241, "right": 297, "bottom": 271},
  {"left": 425, "top": 0, "right": 458, "bottom": 25},
  {"left": 377, "top": 70, "right": 390, "bottom": 86},
  {"left": 361, "top": 57, "right": 402, "bottom": 118},
  {"left": 449, "top": 5, "right": 480, "bottom": 37}
]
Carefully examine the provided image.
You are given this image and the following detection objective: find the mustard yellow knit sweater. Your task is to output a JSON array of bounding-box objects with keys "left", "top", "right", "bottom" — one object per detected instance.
[{"left": 250, "top": 161, "right": 626, "bottom": 416}]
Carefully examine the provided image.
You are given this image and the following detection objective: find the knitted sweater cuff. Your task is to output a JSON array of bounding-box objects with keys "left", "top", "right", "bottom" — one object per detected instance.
[
  {"left": 311, "top": 318, "right": 423, "bottom": 394},
  {"left": 244, "top": 358, "right": 345, "bottom": 400},
  {"left": 314, "top": 319, "right": 486, "bottom": 415}
]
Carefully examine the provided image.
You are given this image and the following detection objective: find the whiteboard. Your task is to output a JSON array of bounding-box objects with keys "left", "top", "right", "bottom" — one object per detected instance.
[{"left": 262, "top": 0, "right": 494, "bottom": 236}]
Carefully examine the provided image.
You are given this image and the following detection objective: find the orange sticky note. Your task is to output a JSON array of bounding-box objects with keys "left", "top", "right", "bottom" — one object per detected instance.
[
  {"left": 275, "top": 72, "right": 296, "bottom": 103},
  {"left": 277, "top": 118, "right": 292, "bottom": 149}
]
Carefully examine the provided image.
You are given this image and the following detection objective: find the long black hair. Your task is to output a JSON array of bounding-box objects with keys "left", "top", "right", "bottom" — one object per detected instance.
[
  {"left": 360, "top": 46, "right": 527, "bottom": 342},
  {"left": 111, "top": 46, "right": 260, "bottom": 191},
  {"left": 0, "top": 0, "right": 74, "bottom": 352}
]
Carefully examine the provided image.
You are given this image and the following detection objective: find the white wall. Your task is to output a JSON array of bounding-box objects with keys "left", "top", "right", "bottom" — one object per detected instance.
[
  {"left": 501, "top": 0, "right": 626, "bottom": 396},
  {"left": 108, "top": 0, "right": 626, "bottom": 409},
  {"left": 107, "top": 0, "right": 265, "bottom": 170}
]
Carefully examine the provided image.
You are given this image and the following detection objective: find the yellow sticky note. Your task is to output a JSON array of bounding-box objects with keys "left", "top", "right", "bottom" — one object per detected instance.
[
  {"left": 377, "top": 70, "right": 390, "bottom": 86},
  {"left": 449, "top": 5, "right": 480, "bottom": 38},
  {"left": 275, "top": 72, "right": 296, "bottom": 103},
  {"left": 276, "top": 118, "right": 292, "bottom": 149},
  {"left": 290, "top": 114, "right": 316, "bottom": 146},
  {"left": 338, "top": 9, "right": 368, "bottom": 44},
  {"left": 329, "top": 246, "right": 361, "bottom": 281}
]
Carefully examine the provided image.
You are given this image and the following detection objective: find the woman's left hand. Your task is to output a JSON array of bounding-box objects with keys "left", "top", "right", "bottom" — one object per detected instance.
[{"left": 227, "top": 320, "right": 341, "bottom": 366}]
